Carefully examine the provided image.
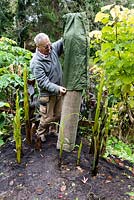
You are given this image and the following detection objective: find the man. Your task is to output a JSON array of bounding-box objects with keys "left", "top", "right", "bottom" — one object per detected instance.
[{"left": 30, "top": 33, "right": 66, "bottom": 149}]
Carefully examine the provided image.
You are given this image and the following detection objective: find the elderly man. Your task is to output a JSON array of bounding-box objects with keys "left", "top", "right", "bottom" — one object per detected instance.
[{"left": 30, "top": 33, "right": 66, "bottom": 149}]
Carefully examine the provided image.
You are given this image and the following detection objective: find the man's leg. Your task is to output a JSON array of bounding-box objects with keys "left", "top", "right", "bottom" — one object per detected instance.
[
  {"left": 36, "top": 96, "right": 49, "bottom": 140},
  {"left": 35, "top": 96, "right": 49, "bottom": 150},
  {"left": 35, "top": 96, "right": 57, "bottom": 149}
]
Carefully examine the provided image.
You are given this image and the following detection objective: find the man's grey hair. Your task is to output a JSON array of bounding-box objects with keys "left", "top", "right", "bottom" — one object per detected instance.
[{"left": 34, "top": 33, "right": 49, "bottom": 46}]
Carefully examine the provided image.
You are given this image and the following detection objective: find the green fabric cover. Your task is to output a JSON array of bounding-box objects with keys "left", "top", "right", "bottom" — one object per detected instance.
[{"left": 63, "top": 12, "right": 89, "bottom": 90}]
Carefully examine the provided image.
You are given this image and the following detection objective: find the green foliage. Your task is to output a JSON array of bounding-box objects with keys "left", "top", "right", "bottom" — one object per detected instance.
[
  {"left": 0, "top": 102, "right": 11, "bottom": 141},
  {"left": 0, "top": 0, "right": 134, "bottom": 48},
  {"left": 125, "top": 192, "right": 134, "bottom": 197},
  {"left": 0, "top": 0, "right": 17, "bottom": 37},
  {"left": 91, "top": 71, "right": 109, "bottom": 175},
  {"left": 0, "top": 138, "right": 4, "bottom": 147},
  {"left": 0, "top": 37, "right": 32, "bottom": 100},
  {"left": 89, "top": 4, "right": 134, "bottom": 174},
  {"left": 92, "top": 73, "right": 105, "bottom": 134},
  {"left": 0, "top": 37, "right": 32, "bottom": 138},
  {"left": 23, "top": 65, "right": 31, "bottom": 144},
  {"left": 104, "top": 136, "right": 134, "bottom": 163},
  {"left": 0, "top": 131, "right": 5, "bottom": 146},
  {"left": 90, "top": 5, "right": 134, "bottom": 100},
  {"left": 0, "top": 102, "right": 10, "bottom": 108},
  {"left": 33, "top": 0, "right": 63, "bottom": 41},
  {"left": 0, "top": 37, "right": 32, "bottom": 68},
  {"left": 90, "top": 4, "right": 134, "bottom": 143},
  {"left": 77, "top": 140, "right": 83, "bottom": 166},
  {"left": 60, "top": 0, "right": 104, "bottom": 31},
  {"left": 15, "top": 0, "right": 63, "bottom": 46},
  {"left": 0, "top": 0, "right": 62, "bottom": 44},
  {"left": 13, "top": 90, "right": 22, "bottom": 164},
  {"left": 23, "top": 66, "right": 29, "bottom": 122}
]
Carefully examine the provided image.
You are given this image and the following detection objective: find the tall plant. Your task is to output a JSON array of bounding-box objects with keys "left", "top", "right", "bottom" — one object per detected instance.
[
  {"left": 89, "top": 4, "right": 134, "bottom": 174},
  {"left": 90, "top": 72, "right": 105, "bottom": 175},
  {"left": 89, "top": 69, "right": 113, "bottom": 175},
  {"left": 89, "top": 4, "right": 134, "bottom": 140},
  {"left": 13, "top": 90, "right": 21, "bottom": 164},
  {"left": 23, "top": 65, "right": 31, "bottom": 144}
]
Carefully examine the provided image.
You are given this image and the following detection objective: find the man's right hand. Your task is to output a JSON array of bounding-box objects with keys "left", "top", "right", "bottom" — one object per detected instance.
[{"left": 59, "top": 86, "right": 66, "bottom": 95}]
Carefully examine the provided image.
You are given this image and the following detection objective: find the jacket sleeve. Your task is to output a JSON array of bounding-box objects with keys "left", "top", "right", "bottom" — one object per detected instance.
[
  {"left": 52, "top": 39, "right": 63, "bottom": 56},
  {"left": 32, "top": 61, "right": 60, "bottom": 94}
]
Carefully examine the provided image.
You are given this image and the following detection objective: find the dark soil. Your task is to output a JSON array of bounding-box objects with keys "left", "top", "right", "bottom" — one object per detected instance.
[{"left": 0, "top": 134, "right": 134, "bottom": 200}]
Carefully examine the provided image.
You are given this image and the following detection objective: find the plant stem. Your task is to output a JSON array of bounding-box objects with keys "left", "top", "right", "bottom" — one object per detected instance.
[{"left": 77, "top": 140, "right": 83, "bottom": 166}]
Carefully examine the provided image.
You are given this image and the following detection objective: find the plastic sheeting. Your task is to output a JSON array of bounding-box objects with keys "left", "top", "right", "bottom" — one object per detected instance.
[{"left": 63, "top": 12, "right": 89, "bottom": 90}]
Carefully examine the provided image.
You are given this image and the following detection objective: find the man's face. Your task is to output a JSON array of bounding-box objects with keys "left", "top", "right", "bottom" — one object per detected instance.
[{"left": 38, "top": 37, "right": 52, "bottom": 55}]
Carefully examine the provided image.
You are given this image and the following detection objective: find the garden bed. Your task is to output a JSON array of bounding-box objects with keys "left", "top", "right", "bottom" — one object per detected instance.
[{"left": 0, "top": 134, "right": 134, "bottom": 200}]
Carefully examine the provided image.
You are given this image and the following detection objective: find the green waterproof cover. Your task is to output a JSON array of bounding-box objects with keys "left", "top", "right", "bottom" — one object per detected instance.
[{"left": 63, "top": 12, "right": 89, "bottom": 90}]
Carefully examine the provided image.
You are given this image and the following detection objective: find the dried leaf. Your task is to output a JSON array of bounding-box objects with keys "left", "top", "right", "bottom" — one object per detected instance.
[
  {"left": 107, "top": 175, "right": 112, "bottom": 180},
  {"left": 66, "top": 167, "right": 70, "bottom": 171},
  {"left": 81, "top": 176, "right": 88, "bottom": 184},
  {"left": 105, "top": 180, "right": 111, "bottom": 183},
  {"left": 18, "top": 173, "right": 24, "bottom": 177},
  {"left": 105, "top": 175, "right": 112, "bottom": 183},
  {"left": 9, "top": 180, "right": 14, "bottom": 186},
  {"left": 60, "top": 185, "right": 66, "bottom": 192},
  {"left": 118, "top": 162, "right": 124, "bottom": 167},
  {"left": 76, "top": 166, "right": 84, "bottom": 173}
]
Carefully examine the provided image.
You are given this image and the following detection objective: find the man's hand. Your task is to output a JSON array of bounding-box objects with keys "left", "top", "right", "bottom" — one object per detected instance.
[{"left": 59, "top": 86, "right": 66, "bottom": 95}]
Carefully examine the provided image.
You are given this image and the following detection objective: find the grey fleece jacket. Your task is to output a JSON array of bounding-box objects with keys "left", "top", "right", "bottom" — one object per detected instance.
[{"left": 30, "top": 39, "right": 63, "bottom": 97}]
